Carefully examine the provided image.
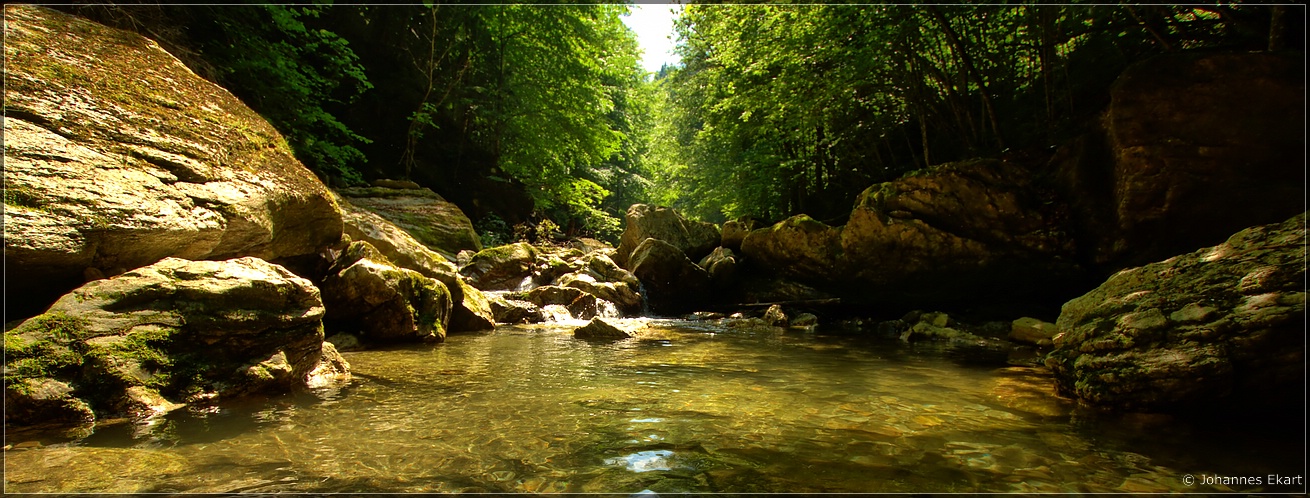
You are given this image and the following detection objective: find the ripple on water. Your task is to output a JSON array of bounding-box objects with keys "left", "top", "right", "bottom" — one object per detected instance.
[
  {"left": 3, "top": 322, "right": 1303, "bottom": 493},
  {"left": 605, "top": 450, "right": 676, "bottom": 472}
]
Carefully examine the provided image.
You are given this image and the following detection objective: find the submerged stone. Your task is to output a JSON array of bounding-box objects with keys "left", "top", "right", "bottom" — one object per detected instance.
[{"left": 574, "top": 318, "right": 631, "bottom": 340}]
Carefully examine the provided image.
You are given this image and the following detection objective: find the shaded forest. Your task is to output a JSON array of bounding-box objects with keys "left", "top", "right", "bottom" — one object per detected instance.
[{"left": 66, "top": 3, "right": 1303, "bottom": 238}]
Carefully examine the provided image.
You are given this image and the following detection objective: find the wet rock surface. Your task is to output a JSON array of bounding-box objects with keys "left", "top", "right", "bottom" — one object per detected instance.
[{"left": 1046, "top": 213, "right": 1306, "bottom": 412}]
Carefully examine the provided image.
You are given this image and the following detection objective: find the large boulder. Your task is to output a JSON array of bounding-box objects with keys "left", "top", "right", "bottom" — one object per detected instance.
[
  {"left": 335, "top": 186, "right": 482, "bottom": 259},
  {"left": 577, "top": 252, "right": 641, "bottom": 289},
  {"left": 740, "top": 215, "right": 843, "bottom": 282},
  {"left": 2, "top": 6, "right": 344, "bottom": 317},
  {"left": 615, "top": 204, "right": 721, "bottom": 268},
  {"left": 320, "top": 241, "right": 453, "bottom": 343},
  {"left": 1056, "top": 52, "right": 1305, "bottom": 269},
  {"left": 338, "top": 196, "right": 494, "bottom": 331},
  {"left": 488, "top": 296, "right": 545, "bottom": 324},
  {"left": 1046, "top": 213, "right": 1306, "bottom": 412},
  {"left": 741, "top": 159, "right": 1078, "bottom": 311},
  {"left": 1009, "top": 317, "right": 1058, "bottom": 347},
  {"left": 628, "top": 238, "right": 711, "bottom": 315},
  {"left": 521, "top": 285, "right": 604, "bottom": 320},
  {"left": 552, "top": 252, "right": 642, "bottom": 314},
  {"left": 460, "top": 242, "right": 539, "bottom": 291},
  {"left": 720, "top": 217, "right": 759, "bottom": 251},
  {"left": 699, "top": 247, "right": 740, "bottom": 289},
  {"left": 573, "top": 318, "right": 631, "bottom": 340},
  {"left": 3, "top": 257, "right": 348, "bottom": 426},
  {"left": 557, "top": 272, "right": 642, "bottom": 314}
]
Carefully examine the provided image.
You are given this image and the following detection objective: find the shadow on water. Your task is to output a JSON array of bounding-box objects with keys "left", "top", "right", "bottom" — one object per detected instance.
[{"left": 5, "top": 319, "right": 1305, "bottom": 494}]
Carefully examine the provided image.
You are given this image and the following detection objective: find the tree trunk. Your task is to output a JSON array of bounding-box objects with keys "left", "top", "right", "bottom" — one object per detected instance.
[
  {"left": 928, "top": 7, "right": 1005, "bottom": 151},
  {"left": 1269, "top": 5, "right": 1287, "bottom": 51}
]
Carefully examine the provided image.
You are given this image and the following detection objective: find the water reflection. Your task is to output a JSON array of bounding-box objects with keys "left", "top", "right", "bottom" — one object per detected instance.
[
  {"left": 4, "top": 319, "right": 1304, "bottom": 493},
  {"left": 606, "top": 450, "right": 675, "bottom": 472}
]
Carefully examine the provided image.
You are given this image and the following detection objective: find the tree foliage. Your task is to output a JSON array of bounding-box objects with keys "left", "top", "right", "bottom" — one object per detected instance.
[
  {"left": 333, "top": 5, "right": 651, "bottom": 242},
  {"left": 67, "top": 5, "right": 653, "bottom": 242},
  {"left": 69, "top": 4, "right": 1299, "bottom": 236},
  {"left": 648, "top": 4, "right": 1297, "bottom": 222}
]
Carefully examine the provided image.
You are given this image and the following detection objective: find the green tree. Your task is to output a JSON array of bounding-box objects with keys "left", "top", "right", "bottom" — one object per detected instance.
[{"left": 651, "top": 4, "right": 1292, "bottom": 223}]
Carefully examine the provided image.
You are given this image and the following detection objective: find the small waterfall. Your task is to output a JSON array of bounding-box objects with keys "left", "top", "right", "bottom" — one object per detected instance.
[
  {"left": 515, "top": 275, "right": 536, "bottom": 292},
  {"left": 595, "top": 299, "right": 621, "bottom": 319},
  {"left": 541, "top": 304, "right": 575, "bottom": 323},
  {"left": 637, "top": 281, "right": 651, "bottom": 317}
]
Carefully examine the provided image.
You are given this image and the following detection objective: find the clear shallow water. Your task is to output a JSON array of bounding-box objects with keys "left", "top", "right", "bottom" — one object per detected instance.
[{"left": 4, "top": 319, "right": 1304, "bottom": 493}]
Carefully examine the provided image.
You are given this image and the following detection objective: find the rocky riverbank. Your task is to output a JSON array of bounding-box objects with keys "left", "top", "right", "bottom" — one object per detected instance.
[{"left": 3, "top": 5, "right": 1304, "bottom": 432}]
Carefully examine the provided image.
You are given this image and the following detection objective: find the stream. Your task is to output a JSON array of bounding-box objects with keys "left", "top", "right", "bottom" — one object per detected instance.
[{"left": 4, "top": 319, "right": 1303, "bottom": 493}]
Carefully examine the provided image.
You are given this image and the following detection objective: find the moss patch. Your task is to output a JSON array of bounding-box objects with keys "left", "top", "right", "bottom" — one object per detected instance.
[
  {"left": 4, "top": 312, "right": 90, "bottom": 384},
  {"left": 3, "top": 184, "right": 49, "bottom": 210}
]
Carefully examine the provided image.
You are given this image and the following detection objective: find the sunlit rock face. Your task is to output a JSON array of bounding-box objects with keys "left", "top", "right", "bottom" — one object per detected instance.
[
  {"left": 1054, "top": 52, "right": 1305, "bottom": 270},
  {"left": 464, "top": 242, "right": 639, "bottom": 323},
  {"left": 321, "top": 241, "right": 453, "bottom": 343},
  {"left": 3, "top": 5, "right": 343, "bottom": 317},
  {"left": 460, "top": 242, "right": 540, "bottom": 291},
  {"left": 615, "top": 204, "right": 721, "bottom": 268},
  {"left": 1047, "top": 212, "right": 1306, "bottom": 412},
  {"left": 335, "top": 186, "right": 483, "bottom": 259},
  {"left": 740, "top": 159, "right": 1081, "bottom": 311},
  {"left": 573, "top": 317, "right": 631, "bottom": 340},
  {"left": 3, "top": 257, "right": 348, "bottom": 427},
  {"left": 338, "top": 195, "right": 494, "bottom": 332}
]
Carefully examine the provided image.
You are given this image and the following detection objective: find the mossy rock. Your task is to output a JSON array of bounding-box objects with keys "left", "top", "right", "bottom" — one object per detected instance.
[
  {"left": 4, "top": 5, "right": 344, "bottom": 317},
  {"left": 3, "top": 257, "right": 338, "bottom": 427},
  {"left": 460, "top": 242, "right": 539, "bottom": 291},
  {"left": 322, "top": 242, "right": 454, "bottom": 343},
  {"left": 335, "top": 187, "right": 481, "bottom": 257}
]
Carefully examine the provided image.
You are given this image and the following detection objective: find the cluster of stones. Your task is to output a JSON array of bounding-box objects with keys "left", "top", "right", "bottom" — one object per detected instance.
[{"left": 4, "top": 5, "right": 1304, "bottom": 433}]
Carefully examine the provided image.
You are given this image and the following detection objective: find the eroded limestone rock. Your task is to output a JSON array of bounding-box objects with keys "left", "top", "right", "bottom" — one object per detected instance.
[
  {"left": 338, "top": 195, "right": 494, "bottom": 331},
  {"left": 615, "top": 204, "right": 720, "bottom": 268},
  {"left": 460, "top": 242, "right": 539, "bottom": 291},
  {"left": 3, "top": 257, "right": 345, "bottom": 426},
  {"left": 336, "top": 186, "right": 481, "bottom": 258},
  {"left": 740, "top": 159, "right": 1078, "bottom": 310},
  {"left": 1046, "top": 213, "right": 1306, "bottom": 412},
  {"left": 3, "top": 6, "right": 343, "bottom": 316},
  {"left": 320, "top": 241, "right": 453, "bottom": 343}
]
